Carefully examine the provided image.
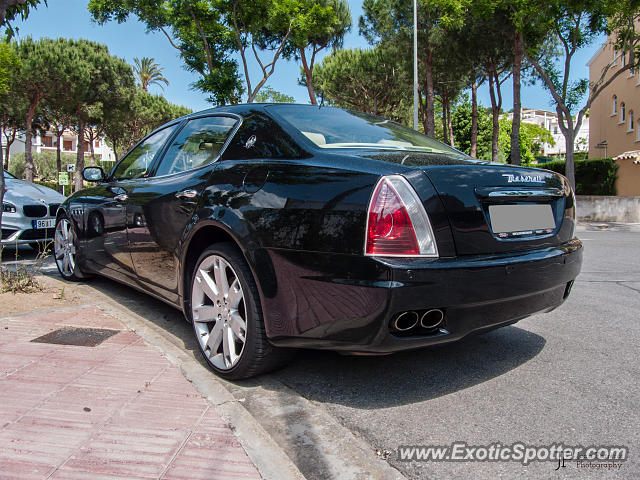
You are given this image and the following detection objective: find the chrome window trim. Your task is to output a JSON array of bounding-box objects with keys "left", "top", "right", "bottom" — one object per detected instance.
[{"left": 148, "top": 113, "right": 243, "bottom": 180}]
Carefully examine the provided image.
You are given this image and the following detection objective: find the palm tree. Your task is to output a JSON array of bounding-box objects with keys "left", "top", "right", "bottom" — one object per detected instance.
[{"left": 133, "top": 57, "right": 169, "bottom": 92}]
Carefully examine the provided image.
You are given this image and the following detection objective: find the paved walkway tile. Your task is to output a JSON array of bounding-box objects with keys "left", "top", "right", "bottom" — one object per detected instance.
[{"left": 0, "top": 306, "right": 261, "bottom": 480}]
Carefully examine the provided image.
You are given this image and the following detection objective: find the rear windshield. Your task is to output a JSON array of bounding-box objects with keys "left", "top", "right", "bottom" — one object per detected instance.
[{"left": 267, "top": 105, "right": 465, "bottom": 155}]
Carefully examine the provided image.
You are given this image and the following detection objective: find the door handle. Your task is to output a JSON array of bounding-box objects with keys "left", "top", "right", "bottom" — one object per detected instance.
[
  {"left": 175, "top": 189, "right": 198, "bottom": 199},
  {"left": 114, "top": 194, "right": 128, "bottom": 202}
]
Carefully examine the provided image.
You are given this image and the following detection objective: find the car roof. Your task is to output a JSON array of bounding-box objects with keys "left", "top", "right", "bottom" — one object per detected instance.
[{"left": 182, "top": 103, "right": 330, "bottom": 119}]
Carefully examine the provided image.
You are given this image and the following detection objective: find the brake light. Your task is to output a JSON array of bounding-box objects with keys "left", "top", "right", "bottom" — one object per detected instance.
[{"left": 365, "top": 175, "right": 438, "bottom": 257}]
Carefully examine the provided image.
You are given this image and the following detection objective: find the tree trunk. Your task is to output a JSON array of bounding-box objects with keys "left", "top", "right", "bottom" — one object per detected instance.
[
  {"left": 113, "top": 139, "right": 120, "bottom": 162},
  {"left": 24, "top": 101, "right": 38, "bottom": 181},
  {"left": 300, "top": 47, "right": 318, "bottom": 106},
  {"left": 510, "top": 33, "right": 524, "bottom": 166},
  {"left": 89, "top": 131, "right": 96, "bottom": 166},
  {"left": 470, "top": 79, "right": 479, "bottom": 158},
  {"left": 447, "top": 102, "right": 455, "bottom": 148},
  {"left": 0, "top": 145, "right": 5, "bottom": 244},
  {"left": 56, "top": 130, "right": 62, "bottom": 194},
  {"left": 441, "top": 99, "right": 449, "bottom": 144},
  {"left": 488, "top": 69, "right": 500, "bottom": 163},
  {"left": 4, "top": 130, "right": 15, "bottom": 170},
  {"left": 75, "top": 119, "right": 85, "bottom": 192},
  {"left": 564, "top": 129, "right": 576, "bottom": 190},
  {"left": 424, "top": 56, "right": 435, "bottom": 136}
]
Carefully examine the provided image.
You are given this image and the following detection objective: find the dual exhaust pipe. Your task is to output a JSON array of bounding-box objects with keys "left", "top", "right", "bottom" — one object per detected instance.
[{"left": 392, "top": 309, "right": 444, "bottom": 332}]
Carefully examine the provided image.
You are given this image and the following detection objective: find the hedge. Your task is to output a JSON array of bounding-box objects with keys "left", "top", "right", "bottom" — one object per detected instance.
[
  {"left": 536, "top": 158, "right": 618, "bottom": 196},
  {"left": 33, "top": 180, "right": 60, "bottom": 192}
]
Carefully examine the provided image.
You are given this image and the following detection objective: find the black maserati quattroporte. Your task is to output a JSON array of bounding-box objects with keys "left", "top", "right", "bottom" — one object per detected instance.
[{"left": 54, "top": 104, "right": 582, "bottom": 379}]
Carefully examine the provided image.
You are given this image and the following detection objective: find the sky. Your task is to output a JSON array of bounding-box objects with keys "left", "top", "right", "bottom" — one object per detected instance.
[{"left": 12, "top": 0, "right": 605, "bottom": 114}]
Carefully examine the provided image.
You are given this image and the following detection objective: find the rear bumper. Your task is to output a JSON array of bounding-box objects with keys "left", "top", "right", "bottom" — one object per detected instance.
[{"left": 267, "top": 238, "right": 583, "bottom": 353}]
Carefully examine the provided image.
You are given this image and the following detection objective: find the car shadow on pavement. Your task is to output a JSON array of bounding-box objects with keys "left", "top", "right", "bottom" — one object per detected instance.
[
  {"left": 81, "top": 276, "right": 202, "bottom": 356},
  {"left": 263, "top": 325, "right": 546, "bottom": 409},
  {"left": 57, "top": 271, "right": 546, "bottom": 410}
]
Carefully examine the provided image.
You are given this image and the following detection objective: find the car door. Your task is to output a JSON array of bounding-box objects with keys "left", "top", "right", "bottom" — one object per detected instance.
[
  {"left": 125, "top": 115, "right": 240, "bottom": 302},
  {"left": 82, "top": 124, "right": 179, "bottom": 280}
]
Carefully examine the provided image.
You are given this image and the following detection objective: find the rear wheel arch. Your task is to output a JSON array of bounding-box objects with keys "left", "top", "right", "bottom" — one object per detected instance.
[{"left": 181, "top": 223, "right": 255, "bottom": 319}]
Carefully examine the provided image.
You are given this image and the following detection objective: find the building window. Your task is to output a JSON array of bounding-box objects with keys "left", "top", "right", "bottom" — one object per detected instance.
[
  {"left": 613, "top": 95, "right": 618, "bottom": 114},
  {"left": 630, "top": 111, "right": 635, "bottom": 131},
  {"left": 95, "top": 140, "right": 100, "bottom": 148},
  {"left": 42, "top": 136, "right": 53, "bottom": 148},
  {"left": 621, "top": 102, "right": 626, "bottom": 122},
  {"left": 63, "top": 139, "right": 73, "bottom": 151}
]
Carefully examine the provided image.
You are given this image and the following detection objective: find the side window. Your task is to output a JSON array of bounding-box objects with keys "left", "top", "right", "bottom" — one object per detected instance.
[
  {"left": 111, "top": 125, "right": 177, "bottom": 180},
  {"left": 221, "top": 113, "right": 305, "bottom": 160},
  {"left": 155, "top": 116, "right": 237, "bottom": 177}
]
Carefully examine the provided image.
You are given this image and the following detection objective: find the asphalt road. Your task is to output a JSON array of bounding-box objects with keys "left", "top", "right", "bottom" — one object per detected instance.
[{"left": 4, "top": 226, "right": 638, "bottom": 479}]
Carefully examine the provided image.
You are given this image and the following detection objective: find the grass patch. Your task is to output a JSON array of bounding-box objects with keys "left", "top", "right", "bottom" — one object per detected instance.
[{"left": 0, "top": 242, "right": 52, "bottom": 294}]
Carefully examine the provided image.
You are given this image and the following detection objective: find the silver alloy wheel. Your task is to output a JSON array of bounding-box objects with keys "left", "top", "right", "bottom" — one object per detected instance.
[
  {"left": 54, "top": 218, "right": 77, "bottom": 277},
  {"left": 192, "top": 254, "right": 247, "bottom": 370}
]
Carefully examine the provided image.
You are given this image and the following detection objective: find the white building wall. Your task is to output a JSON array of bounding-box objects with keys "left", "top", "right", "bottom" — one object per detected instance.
[{"left": 2, "top": 129, "right": 116, "bottom": 164}]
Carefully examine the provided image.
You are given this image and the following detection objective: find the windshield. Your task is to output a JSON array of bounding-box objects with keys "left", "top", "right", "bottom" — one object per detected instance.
[
  {"left": 267, "top": 105, "right": 466, "bottom": 156},
  {"left": 3, "top": 170, "right": 16, "bottom": 179}
]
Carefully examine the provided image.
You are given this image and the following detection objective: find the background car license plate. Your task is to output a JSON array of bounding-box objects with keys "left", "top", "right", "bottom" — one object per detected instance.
[
  {"left": 489, "top": 204, "right": 555, "bottom": 234},
  {"left": 33, "top": 219, "right": 56, "bottom": 229}
]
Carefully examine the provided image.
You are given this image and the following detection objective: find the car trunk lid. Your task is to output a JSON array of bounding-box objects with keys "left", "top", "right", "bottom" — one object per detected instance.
[{"left": 360, "top": 151, "right": 576, "bottom": 256}]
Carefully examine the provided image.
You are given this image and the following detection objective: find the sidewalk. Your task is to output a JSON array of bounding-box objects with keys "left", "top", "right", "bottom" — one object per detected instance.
[{"left": 0, "top": 305, "right": 262, "bottom": 480}]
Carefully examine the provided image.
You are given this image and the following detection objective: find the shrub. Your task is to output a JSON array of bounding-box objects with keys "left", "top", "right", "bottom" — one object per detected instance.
[
  {"left": 7, "top": 151, "right": 83, "bottom": 181},
  {"left": 537, "top": 158, "right": 617, "bottom": 195},
  {"left": 34, "top": 180, "right": 59, "bottom": 192}
]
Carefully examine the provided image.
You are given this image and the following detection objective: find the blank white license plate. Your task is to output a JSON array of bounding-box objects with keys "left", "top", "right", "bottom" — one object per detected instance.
[
  {"left": 32, "top": 219, "right": 55, "bottom": 229},
  {"left": 489, "top": 204, "right": 555, "bottom": 234}
]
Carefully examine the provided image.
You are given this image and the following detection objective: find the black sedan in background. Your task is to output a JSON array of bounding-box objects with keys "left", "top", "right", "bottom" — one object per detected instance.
[{"left": 54, "top": 104, "right": 582, "bottom": 379}]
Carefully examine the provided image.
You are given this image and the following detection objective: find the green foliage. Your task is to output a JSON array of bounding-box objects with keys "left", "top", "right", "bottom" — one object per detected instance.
[
  {"left": 286, "top": 0, "right": 351, "bottom": 52},
  {"left": 451, "top": 100, "right": 493, "bottom": 158},
  {"left": 89, "top": 0, "right": 241, "bottom": 104},
  {"left": 102, "top": 88, "right": 192, "bottom": 158},
  {"left": 313, "top": 46, "right": 411, "bottom": 122},
  {"left": 0, "top": 0, "right": 45, "bottom": 38},
  {"left": 498, "top": 117, "right": 555, "bottom": 164},
  {"left": 133, "top": 57, "right": 169, "bottom": 91},
  {"left": 0, "top": 41, "right": 19, "bottom": 95},
  {"left": 254, "top": 86, "right": 295, "bottom": 103},
  {"left": 360, "top": 0, "right": 470, "bottom": 134},
  {"left": 452, "top": 100, "right": 556, "bottom": 164},
  {"left": 539, "top": 158, "right": 618, "bottom": 195},
  {"left": 9, "top": 152, "right": 77, "bottom": 180},
  {"left": 288, "top": 0, "right": 351, "bottom": 104},
  {"left": 33, "top": 179, "right": 58, "bottom": 191}
]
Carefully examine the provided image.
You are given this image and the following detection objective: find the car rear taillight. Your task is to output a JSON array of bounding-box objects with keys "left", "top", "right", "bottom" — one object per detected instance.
[{"left": 365, "top": 175, "right": 438, "bottom": 257}]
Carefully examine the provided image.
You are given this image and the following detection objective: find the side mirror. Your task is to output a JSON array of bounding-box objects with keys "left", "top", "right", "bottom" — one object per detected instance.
[{"left": 82, "top": 166, "right": 105, "bottom": 182}]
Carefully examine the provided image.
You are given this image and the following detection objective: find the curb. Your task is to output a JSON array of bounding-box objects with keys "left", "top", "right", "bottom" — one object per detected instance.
[
  {"left": 577, "top": 222, "right": 640, "bottom": 232},
  {"left": 41, "top": 274, "right": 305, "bottom": 480}
]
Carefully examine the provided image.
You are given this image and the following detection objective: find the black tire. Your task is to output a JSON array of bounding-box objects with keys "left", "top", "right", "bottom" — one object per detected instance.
[
  {"left": 189, "top": 242, "right": 292, "bottom": 380},
  {"left": 53, "top": 215, "right": 91, "bottom": 281}
]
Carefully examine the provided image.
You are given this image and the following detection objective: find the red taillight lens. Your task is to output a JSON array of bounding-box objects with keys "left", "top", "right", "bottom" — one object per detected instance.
[{"left": 366, "top": 179, "right": 420, "bottom": 255}]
